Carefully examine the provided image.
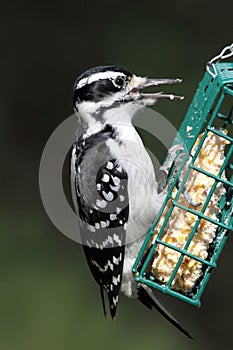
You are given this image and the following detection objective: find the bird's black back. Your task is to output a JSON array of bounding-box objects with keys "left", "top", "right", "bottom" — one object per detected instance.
[{"left": 71, "top": 124, "right": 129, "bottom": 318}]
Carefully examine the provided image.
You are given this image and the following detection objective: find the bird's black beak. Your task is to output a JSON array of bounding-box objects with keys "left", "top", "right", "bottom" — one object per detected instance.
[{"left": 128, "top": 75, "right": 184, "bottom": 106}]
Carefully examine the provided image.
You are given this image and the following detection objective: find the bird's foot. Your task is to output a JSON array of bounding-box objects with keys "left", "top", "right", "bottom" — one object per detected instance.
[
  {"left": 157, "top": 144, "right": 184, "bottom": 193},
  {"left": 157, "top": 145, "right": 201, "bottom": 208}
]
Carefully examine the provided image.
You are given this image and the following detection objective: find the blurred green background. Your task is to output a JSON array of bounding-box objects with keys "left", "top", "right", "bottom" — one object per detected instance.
[{"left": 1, "top": 1, "right": 233, "bottom": 349}]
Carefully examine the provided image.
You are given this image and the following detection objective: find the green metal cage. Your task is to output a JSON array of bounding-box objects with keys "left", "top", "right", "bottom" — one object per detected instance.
[{"left": 133, "top": 53, "right": 233, "bottom": 307}]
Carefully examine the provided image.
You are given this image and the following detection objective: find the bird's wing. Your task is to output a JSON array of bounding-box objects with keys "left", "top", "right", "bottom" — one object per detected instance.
[{"left": 71, "top": 136, "right": 129, "bottom": 319}]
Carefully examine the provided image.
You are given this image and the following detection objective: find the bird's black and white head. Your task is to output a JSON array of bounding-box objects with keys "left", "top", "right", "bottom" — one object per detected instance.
[{"left": 73, "top": 65, "right": 183, "bottom": 131}]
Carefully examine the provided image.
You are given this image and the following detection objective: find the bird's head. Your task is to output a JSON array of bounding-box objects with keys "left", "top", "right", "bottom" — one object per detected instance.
[{"left": 73, "top": 65, "right": 183, "bottom": 128}]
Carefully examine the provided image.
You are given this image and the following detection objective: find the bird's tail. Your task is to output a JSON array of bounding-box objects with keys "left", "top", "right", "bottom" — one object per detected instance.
[
  {"left": 100, "top": 285, "right": 119, "bottom": 321},
  {"left": 137, "top": 284, "right": 193, "bottom": 339}
]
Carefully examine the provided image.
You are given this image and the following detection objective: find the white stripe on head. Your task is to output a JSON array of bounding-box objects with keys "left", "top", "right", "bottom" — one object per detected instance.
[{"left": 76, "top": 71, "right": 126, "bottom": 89}]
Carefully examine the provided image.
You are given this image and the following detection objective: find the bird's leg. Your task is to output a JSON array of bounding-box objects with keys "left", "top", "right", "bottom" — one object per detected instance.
[
  {"left": 157, "top": 145, "right": 201, "bottom": 207},
  {"left": 157, "top": 144, "right": 184, "bottom": 193},
  {"left": 177, "top": 183, "right": 202, "bottom": 207}
]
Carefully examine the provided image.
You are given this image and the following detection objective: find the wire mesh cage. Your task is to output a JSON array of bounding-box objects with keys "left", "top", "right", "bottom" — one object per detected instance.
[{"left": 133, "top": 46, "right": 233, "bottom": 307}]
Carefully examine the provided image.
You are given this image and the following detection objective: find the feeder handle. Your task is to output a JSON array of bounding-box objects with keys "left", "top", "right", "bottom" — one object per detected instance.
[{"left": 206, "top": 43, "right": 233, "bottom": 78}]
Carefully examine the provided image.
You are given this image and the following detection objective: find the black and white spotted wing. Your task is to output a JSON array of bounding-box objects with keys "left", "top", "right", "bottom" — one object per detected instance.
[{"left": 71, "top": 129, "right": 129, "bottom": 319}]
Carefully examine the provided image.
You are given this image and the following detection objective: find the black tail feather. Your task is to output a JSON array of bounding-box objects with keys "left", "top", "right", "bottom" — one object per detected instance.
[
  {"left": 108, "top": 294, "right": 117, "bottom": 321},
  {"left": 100, "top": 286, "right": 108, "bottom": 319},
  {"left": 99, "top": 286, "right": 119, "bottom": 321},
  {"left": 138, "top": 284, "right": 193, "bottom": 339}
]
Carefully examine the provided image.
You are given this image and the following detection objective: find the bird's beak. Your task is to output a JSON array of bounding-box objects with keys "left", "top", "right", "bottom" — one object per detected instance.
[{"left": 128, "top": 75, "right": 184, "bottom": 106}]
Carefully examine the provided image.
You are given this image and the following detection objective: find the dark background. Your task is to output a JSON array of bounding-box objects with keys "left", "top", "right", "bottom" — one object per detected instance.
[{"left": 1, "top": 1, "right": 233, "bottom": 349}]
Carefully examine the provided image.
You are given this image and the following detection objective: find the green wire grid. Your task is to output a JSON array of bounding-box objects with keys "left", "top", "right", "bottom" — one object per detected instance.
[{"left": 133, "top": 62, "right": 233, "bottom": 307}]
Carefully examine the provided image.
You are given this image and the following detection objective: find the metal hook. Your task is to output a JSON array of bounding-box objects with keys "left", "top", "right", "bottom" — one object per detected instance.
[{"left": 206, "top": 43, "right": 233, "bottom": 78}]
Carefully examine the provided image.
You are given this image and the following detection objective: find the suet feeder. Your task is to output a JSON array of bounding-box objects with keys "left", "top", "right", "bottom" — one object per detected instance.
[{"left": 133, "top": 44, "right": 233, "bottom": 307}]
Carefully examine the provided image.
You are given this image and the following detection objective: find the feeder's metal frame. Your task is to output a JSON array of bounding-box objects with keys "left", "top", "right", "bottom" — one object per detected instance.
[{"left": 133, "top": 55, "right": 233, "bottom": 307}]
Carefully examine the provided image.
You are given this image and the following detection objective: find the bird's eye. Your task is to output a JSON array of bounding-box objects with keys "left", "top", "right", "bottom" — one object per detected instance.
[{"left": 114, "top": 76, "right": 125, "bottom": 88}]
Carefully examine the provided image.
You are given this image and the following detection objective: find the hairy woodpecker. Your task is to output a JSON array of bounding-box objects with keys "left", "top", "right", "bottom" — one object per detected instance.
[{"left": 71, "top": 66, "right": 191, "bottom": 338}]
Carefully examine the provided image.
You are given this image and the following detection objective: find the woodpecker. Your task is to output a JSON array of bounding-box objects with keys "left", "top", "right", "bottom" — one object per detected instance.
[{"left": 71, "top": 66, "right": 191, "bottom": 338}]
